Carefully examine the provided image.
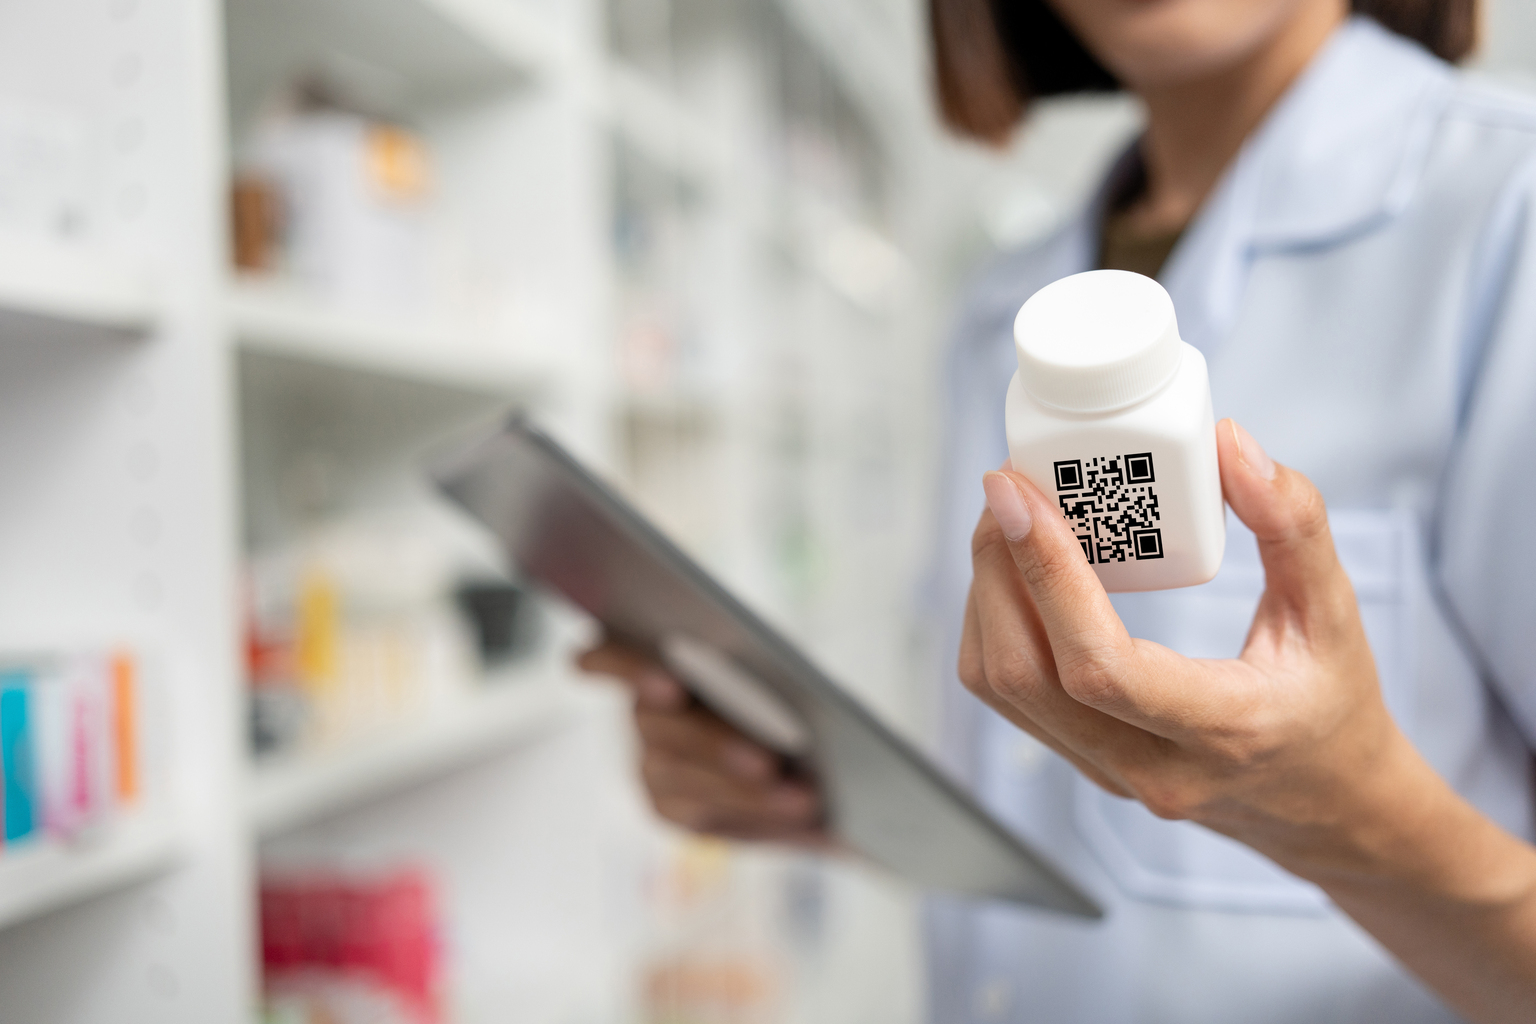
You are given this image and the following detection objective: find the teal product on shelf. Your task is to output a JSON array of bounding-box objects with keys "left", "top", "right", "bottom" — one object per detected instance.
[{"left": 1, "top": 669, "right": 38, "bottom": 842}]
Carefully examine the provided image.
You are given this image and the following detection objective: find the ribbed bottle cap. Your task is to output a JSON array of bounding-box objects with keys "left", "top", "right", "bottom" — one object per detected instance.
[{"left": 1013, "top": 269, "right": 1183, "bottom": 413}]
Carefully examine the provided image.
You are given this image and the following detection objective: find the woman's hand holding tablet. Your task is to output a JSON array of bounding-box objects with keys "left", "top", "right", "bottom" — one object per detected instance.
[{"left": 577, "top": 640, "right": 828, "bottom": 847}]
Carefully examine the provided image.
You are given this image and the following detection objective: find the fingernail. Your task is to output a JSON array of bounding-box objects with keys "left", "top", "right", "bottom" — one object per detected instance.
[
  {"left": 983, "top": 472, "right": 1033, "bottom": 541},
  {"left": 723, "top": 742, "right": 773, "bottom": 780},
  {"left": 1231, "top": 421, "right": 1276, "bottom": 481},
  {"left": 1000, "top": 457, "right": 1014, "bottom": 472}
]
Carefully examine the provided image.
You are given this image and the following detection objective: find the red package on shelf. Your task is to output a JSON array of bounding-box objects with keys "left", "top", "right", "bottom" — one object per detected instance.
[{"left": 260, "top": 866, "right": 442, "bottom": 1024}]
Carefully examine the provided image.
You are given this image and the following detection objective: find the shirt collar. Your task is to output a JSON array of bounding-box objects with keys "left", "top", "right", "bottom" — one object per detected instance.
[
  {"left": 1151, "top": 15, "right": 1456, "bottom": 356},
  {"left": 1239, "top": 14, "right": 1455, "bottom": 251},
  {"left": 970, "top": 18, "right": 1454, "bottom": 357}
]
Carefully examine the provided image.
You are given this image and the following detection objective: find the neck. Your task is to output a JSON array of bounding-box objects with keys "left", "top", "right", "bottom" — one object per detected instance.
[{"left": 1123, "top": 2, "right": 1347, "bottom": 235}]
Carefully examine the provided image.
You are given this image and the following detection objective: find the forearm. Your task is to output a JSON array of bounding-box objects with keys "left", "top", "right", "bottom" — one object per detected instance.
[{"left": 1276, "top": 735, "right": 1536, "bottom": 1023}]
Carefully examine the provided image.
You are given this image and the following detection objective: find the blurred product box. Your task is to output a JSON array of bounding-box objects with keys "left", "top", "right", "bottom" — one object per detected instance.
[
  {"left": 236, "top": 105, "right": 431, "bottom": 315},
  {"left": 260, "top": 866, "right": 442, "bottom": 1024},
  {"left": 246, "top": 513, "right": 537, "bottom": 757},
  {"left": 640, "top": 837, "right": 787, "bottom": 1024},
  {"left": 452, "top": 579, "right": 539, "bottom": 668},
  {"left": 0, "top": 648, "right": 144, "bottom": 853}
]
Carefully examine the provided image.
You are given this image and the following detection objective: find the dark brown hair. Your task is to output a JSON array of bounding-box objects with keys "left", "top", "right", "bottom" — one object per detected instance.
[{"left": 931, "top": 0, "right": 1480, "bottom": 141}]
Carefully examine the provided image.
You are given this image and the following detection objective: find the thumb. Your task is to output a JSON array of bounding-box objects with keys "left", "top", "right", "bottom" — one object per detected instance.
[{"left": 1218, "top": 419, "right": 1352, "bottom": 620}]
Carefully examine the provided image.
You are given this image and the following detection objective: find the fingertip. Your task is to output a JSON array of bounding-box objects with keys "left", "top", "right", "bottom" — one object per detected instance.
[
  {"left": 636, "top": 669, "right": 686, "bottom": 710},
  {"left": 982, "top": 471, "right": 1033, "bottom": 542},
  {"left": 1219, "top": 419, "right": 1331, "bottom": 546},
  {"left": 1228, "top": 419, "right": 1276, "bottom": 482},
  {"left": 575, "top": 643, "right": 627, "bottom": 677}
]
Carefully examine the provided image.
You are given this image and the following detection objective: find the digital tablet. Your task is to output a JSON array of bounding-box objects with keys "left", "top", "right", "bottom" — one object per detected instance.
[{"left": 432, "top": 417, "right": 1101, "bottom": 917}]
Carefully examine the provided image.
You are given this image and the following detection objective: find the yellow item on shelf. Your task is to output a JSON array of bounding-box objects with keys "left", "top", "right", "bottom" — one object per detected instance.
[
  {"left": 365, "top": 125, "right": 429, "bottom": 203},
  {"left": 295, "top": 568, "right": 339, "bottom": 697}
]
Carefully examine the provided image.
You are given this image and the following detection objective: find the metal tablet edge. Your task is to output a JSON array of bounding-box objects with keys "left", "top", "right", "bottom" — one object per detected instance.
[{"left": 428, "top": 414, "right": 1104, "bottom": 919}]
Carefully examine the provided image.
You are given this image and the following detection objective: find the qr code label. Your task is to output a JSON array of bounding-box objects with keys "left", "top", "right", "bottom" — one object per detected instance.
[{"left": 1053, "top": 453, "right": 1162, "bottom": 564}]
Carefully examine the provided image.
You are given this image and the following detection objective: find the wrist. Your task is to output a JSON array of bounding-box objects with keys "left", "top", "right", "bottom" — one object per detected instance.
[{"left": 1274, "top": 730, "right": 1536, "bottom": 912}]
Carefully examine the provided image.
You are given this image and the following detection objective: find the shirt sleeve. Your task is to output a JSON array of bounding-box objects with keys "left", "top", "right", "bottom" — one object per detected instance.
[
  {"left": 1436, "top": 154, "right": 1536, "bottom": 746},
  {"left": 920, "top": 267, "right": 1020, "bottom": 785}
]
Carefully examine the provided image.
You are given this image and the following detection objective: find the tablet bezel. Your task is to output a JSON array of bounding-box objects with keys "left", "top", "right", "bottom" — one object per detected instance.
[{"left": 432, "top": 416, "right": 1103, "bottom": 917}]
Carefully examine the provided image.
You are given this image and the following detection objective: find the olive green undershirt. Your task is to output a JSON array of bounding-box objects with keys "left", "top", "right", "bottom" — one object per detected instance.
[{"left": 1098, "top": 210, "right": 1184, "bottom": 279}]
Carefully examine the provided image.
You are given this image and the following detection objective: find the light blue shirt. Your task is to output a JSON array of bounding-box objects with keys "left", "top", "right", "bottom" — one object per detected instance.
[{"left": 927, "top": 17, "right": 1536, "bottom": 1023}]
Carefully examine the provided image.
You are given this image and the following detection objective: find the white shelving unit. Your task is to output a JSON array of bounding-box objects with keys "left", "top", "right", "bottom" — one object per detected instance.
[
  {"left": 223, "top": 0, "right": 568, "bottom": 122},
  {"left": 0, "top": 0, "right": 254, "bottom": 1017},
  {"left": 0, "top": 817, "right": 181, "bottom": 932},
  {"left": 0, "top": 0, "right": 954, "bottom": 1019},
  {"left": 606, "top": 61, "right": 723, "bottom": 187},
  {"left": 230, "top": 279, "right": 554, "bottom": 399},
  {"left": 0, "top": 235, "right": 156, "bottom": 342},
  {"left": 249, "top": 675, "right": 583, "bottom": 838}
]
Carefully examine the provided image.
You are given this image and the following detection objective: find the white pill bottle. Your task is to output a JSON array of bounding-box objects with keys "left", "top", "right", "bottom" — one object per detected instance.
[{"left": 1005, "top": 269, "right": 1225, "bottom": 592}]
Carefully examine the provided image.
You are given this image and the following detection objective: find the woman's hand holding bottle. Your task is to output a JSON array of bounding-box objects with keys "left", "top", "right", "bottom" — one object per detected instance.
[{"left": 965, "top": 418, "right": 1536, "bottom": 1023}]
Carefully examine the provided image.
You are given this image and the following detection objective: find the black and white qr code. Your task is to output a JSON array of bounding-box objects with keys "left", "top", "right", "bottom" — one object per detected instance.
[{"left": 1053, "top": 452, "right": 1163, "bottom": 564}]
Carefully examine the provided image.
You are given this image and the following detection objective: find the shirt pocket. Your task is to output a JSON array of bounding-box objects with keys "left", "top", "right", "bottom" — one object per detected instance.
[{"left": 1073, "top": 508, "right": 1413, "bottom": 913}]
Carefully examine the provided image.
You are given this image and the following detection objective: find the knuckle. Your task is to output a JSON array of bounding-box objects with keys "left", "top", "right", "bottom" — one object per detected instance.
[
  {"left": 1083, "top": 766, "right": 1135, "bottom": 801},
  {"left": 1136, "top": 781, "right": 1197, "bottom": 821},
  {"left": 1201, "top": 725, "right": 1266, "bottom": 769},
  {"left": 970, "top": 523, "right": 1014, "bottom": 564},
  {"left": 1195, "top": 694, "right": 1278, "bottom": 767},
  {"left": 1100, "top": 777, "right": 1136, "bottom": 801},
  {"left": 957, "top": 646, "right": 989, "bottom": 696},
  {"left": 1126, "top": 766, "right": 1209, "bottom": 822},
  {"left": 981, "top": 645, "right": 1040, "bottom": 705},
  {"left": 1019, "top": 548, "right": 1076, "bottom": 593},
  {"left": 1292, "top": 485, "right": 1329, "bottom": 537},
  {"left": 1057, "top": 644, "right": 1126, "bottom": 708},
  {"left": 655, "top": 797, "right": 709, "bottom": 831}
]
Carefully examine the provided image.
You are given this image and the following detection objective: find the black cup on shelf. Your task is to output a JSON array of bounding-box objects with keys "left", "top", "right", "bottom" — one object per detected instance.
[{"left": 454, "top": 579, "right": 538, "bottom": 669}]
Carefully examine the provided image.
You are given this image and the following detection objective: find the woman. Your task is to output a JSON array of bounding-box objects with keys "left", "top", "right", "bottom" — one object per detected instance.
[{"left": 581, "top": 1, "right": 1536, "bottom": 1020}]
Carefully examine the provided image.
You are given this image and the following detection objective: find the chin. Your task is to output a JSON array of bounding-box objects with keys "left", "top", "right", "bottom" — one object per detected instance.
[{"left": 1050, "top": 0, "right": 1318, "bottom": 88}]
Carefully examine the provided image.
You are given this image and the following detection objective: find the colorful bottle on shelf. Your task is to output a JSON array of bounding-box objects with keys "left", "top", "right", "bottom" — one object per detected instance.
[
  {"left": 112, "top": 650, "right": 139, "bottom": 805},
  {"left": 1, "top": 668, "right": 37, "bottom": 842}
]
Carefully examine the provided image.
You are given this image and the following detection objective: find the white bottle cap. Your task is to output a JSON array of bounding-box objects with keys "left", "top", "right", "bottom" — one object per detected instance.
[{"left": 1013, "top": 269, "right": 1184, "bottom": 413}]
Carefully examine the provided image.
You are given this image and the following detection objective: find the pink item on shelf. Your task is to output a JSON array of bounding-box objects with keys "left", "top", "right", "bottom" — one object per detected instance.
[
  {"left": 37, "top": 654, "right": 115, "bottom": 841},
  {"left": 260, "top": 867, "right": 443, "bottom": 1024}
]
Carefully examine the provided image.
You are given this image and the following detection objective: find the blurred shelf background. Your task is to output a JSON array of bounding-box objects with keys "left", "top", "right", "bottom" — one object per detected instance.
[
  {"left": 230, "top": 279, "right": 555, "bottom": 399},
  {"left": 0, "top": 0, "right": 1168, "bottom": 1020},
  {"left": 249, "top": 672, "right": 584, "bottom": 838}
]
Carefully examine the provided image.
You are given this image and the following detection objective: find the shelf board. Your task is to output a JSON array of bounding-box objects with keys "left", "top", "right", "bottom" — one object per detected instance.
[
  {"left": 249, "top": 677, "right": 583, "bottom": 838},
  {"left": 0, "top": 816, "right": 181, "bottom": 932},
  {"left": 620, "top": 389, "right": 723, "bottom": 428},
  {"left": 423, "top": 0, "right": 568, "bottom": 83},
  {"left": 229, "top": 281, "right": 553, "bottom": 400},
  {"left": 0, "top": 235, "right": 156, "bottom": 344},
  {"left": 225, "top": 0, "right": 568, "bottom": 115},
  {"left": 606, "top": 63, "right": 722, "bottom": 187}
]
